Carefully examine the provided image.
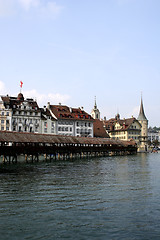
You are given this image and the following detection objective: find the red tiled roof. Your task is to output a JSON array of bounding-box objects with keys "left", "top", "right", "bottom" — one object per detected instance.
[
  {"left": 50, "top": 105, "right": 93, "bottom": 121},
  {"left": 93, "top": 119, "right": 110, "bottom": 138}
]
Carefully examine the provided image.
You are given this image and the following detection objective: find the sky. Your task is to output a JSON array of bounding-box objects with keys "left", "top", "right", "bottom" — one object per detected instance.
[{"left": 0, "top": 0, "right": 160, "bottom": 127}]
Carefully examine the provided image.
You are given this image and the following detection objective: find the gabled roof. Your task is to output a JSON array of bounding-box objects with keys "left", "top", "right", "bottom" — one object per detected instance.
[
  {"left": 40, "top": 108, "right": 56, "bottom": 121},
  {"left": 116, "top": 118, "right": 141, "bottom": 130},
  {"left": 49, "top": 105, "right": 93, "bottom": 121},
  {"left": 104, "top": 117, "right": 141, "bottom": 132},
  {"left": 93, "top": 119, "right": 110, "bottom": 138},
  {"left": 103, "top": 118, "right": 116, "bottom": 130}
]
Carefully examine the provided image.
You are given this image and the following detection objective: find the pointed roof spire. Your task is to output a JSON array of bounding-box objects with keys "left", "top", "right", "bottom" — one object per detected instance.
[
  {"left": 94, "top": 96, "right": 97, "bottom": 109},
  {"left": 137, "top": 95, "right": 147, "bottom": 121}
]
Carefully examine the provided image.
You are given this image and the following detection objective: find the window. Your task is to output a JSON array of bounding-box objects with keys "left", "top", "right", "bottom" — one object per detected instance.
[
  {"left": 88, "top": 123, "right": 91, "bottom": 127},
  {"left": 6, "top": 112, "right": 9, "bottom": 116},
  {"left": 1, "top": 112, "right": 4, "bottom": 116},
  {"left": 77, "top": 129, "right": 79, "bottom": 134},
  {"left": 1, "top": 127, "right": 4, "bottom": 131},
  {"left": 6, "top": 127, "right": 9, "bottom": 131},
  {"left": 77, "top": 122, "right": 79, "bottom": 126},
  {"left": 1, "top": 120, "right": 4, "bottom": 124},
  {"left": 70, "top": 127, "right": 72, "bottom": 132}
]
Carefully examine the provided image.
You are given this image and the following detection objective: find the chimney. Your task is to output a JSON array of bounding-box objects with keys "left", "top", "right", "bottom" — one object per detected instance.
[
  {"left": 47, "top": 102, "right": 50, "bottom": 109},
  {"left": 44, "top": 106, "right": 46, "bottom": 112},
  {"left": 104, "top": 116, "right": 106, "bottom": 121}
]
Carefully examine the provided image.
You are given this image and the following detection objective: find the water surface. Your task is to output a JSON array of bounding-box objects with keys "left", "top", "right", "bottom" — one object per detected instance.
[{"left": 0, "top": 153, "right": 160, "bottom": 239}]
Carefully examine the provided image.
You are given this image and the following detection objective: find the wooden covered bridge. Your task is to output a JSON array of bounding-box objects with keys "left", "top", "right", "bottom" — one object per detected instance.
[{"left": 0, "top": 131, "right": 137, "bottom": 163}]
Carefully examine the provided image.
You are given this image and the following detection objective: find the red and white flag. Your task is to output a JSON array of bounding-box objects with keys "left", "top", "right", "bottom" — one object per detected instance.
[{"left": 20, "top": 81, "right": 23, "bottom": 88}]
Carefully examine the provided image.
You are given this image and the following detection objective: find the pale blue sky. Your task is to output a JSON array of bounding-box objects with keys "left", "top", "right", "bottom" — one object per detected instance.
[{"left": 0, "top": 0, "right": 160, "bottom": 126}]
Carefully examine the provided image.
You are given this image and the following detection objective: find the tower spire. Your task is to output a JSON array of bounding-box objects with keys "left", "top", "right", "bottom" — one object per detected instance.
[
  {"left": 137, "top": 95, "right": 147, "bottom": 121},
  {"left": 94, "top": 96, "right": 97, "bottom": 109}
]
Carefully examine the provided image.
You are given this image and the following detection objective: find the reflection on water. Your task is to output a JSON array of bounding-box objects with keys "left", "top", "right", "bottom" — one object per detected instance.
[{"left": 0, "top": 153, "right": 160, "bottom": 239}]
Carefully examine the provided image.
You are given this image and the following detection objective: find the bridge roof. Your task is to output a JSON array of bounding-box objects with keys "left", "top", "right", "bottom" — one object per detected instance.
[{"left": 0, "top": 131, "right": 136, "bottom": 147}]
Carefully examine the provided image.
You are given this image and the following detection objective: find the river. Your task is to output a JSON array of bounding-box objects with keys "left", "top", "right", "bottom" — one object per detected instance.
[{"left": 0, "top": 153, "right": 160, "bottom": 239}]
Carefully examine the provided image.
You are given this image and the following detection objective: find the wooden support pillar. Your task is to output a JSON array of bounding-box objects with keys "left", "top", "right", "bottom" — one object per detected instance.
[
  {"left": 25, "top": 154, "right": 28, "bottom": 163},
  {"left": 3, "top": 155, "right": 6, "bottom": 164},
  {"left": 12, "top": 155, "right": 17, "bottom": 164}
]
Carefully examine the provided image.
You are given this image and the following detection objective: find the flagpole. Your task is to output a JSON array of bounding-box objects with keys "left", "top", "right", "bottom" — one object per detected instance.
[{"left": 20, "top": 81, "right": 23, "bottom": 93}]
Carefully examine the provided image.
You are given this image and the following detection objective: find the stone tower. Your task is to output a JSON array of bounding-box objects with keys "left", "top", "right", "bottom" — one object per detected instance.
[
  {"left": 91, "top": 97, "right": 100, "bottom": 120},
  {"left": 137, "top": 96, "right": 148, "bottom": 151}
]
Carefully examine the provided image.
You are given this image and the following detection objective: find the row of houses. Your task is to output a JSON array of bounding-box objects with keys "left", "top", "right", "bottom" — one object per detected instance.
[
  {"left": 0, "top": 92, "right": 149, "bottom": 151},
  {"left": 92, "top": 97, "right": 148, "bottom": 152},
  {"left": 0, "top": 93, "right": 94, "bottom": 138}
]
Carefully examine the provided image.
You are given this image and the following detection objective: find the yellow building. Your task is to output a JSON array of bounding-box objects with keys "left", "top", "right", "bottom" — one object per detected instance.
[{"left": 104, "top": 115, "right": 142, "bottom": 145}]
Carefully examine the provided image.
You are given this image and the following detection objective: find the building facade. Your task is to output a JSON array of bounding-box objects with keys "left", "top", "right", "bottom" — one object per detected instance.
[
  {"left": 0, "top": 98, "right": 12, "bottom": 131},
  {"left": 1, "top": 93, "right": 41, "bottom": 133},
  {"left": 48, "top": 103, "right": 94, "bottom": 137},
  {"left": 104, "top": 116, "right": 142, "bottom": 144},
  {"left": 148, "top": 129, "right": 160, "bottom": 143},
  {"left": 40, "top": 107, "right": 56, "bottom": 134}
]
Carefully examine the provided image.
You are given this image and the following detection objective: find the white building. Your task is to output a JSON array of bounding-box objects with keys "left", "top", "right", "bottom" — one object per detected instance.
[
  {"left": 47, "top": 103, "right": 94, "bottom": 137},
  {"left": 0, "top": 98, "right": 12, "bottom": 131},
  {"left": 40, "top": 107, "right": 56, "bottom": 134},
  {"left": 1, "top": 93, "right": 41, "bottom": 133},
  {"left": 148, "top": 130, "right": 160, "bottom": 143}
]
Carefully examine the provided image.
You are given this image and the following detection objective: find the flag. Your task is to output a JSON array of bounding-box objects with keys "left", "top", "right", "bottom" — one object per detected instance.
[{"left": 20, "top": 81, "right": 23, "bottom": 88}]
